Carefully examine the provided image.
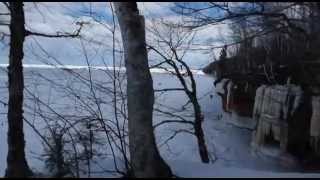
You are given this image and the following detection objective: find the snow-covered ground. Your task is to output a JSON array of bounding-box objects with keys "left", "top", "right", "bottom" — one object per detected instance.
[{"left": 0, "top": 67, "right": 319, "bottom": 177}]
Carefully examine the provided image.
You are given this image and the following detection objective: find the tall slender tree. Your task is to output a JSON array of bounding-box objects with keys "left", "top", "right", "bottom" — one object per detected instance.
[
  {"left": 5, "top": 2, "right": 33, "bottom": 177},
  {"left": 114, "top": 2, "right": 172, "bottom": 177}
]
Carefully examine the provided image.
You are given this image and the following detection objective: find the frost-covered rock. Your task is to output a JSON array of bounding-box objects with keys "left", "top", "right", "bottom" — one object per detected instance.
[
  {"left": 215, "top": 79, "right": 232, "bottom": 113},
  {"left": 310, "top": 96, "right": 320, "bottom": 137},
  {"left": 215, "top": 78, "right": 230, "bottom": 94},
  {"left": 216, "top": 79, "right": 257, "bottom": 129},
  {"left": 226, "top": 80, "right": 234, "bottom": 112},
  {"left": 252, "top": 84, "right": 303, "bottom": 152},
  {"left": 310, "top": 96, "right": 320, "bottom": 155},
  {"left": 252, "top": 85, "right": 267, "bottom": 124}
]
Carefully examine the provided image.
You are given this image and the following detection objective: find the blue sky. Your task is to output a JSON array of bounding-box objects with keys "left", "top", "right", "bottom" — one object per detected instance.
[{"left": 0, "top": 2, "right": 232, "bottom": 69}]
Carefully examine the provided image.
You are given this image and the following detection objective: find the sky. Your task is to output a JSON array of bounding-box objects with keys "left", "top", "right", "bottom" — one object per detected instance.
[{"left": 0, "top": 2, "right": 233, "bottom": 70}]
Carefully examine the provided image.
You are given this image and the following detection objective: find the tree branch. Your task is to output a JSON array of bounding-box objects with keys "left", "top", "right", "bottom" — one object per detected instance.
[
  {"left": 0, "top": 32, "right": 9, "bottom": 44},
  {"left": 153, "top": 120, "right": 194, "bottom": 129},
  {"left": 154, "top": 88, "right": 185, "bottom": 92},
  {"left": 149, "top": 60, "right": 167, "bottom": 69},
  {"left": 25, "top": 21, "right": 86, "bottom": 38},
  {"left": 0, "top": 22, "right": 9, "bottom": 26},
  {"left": 2, "top": 2, "right": 10, "bottom": 11},
  {"left": 0, "top": 99, "right": 7, "bottom": 106}
]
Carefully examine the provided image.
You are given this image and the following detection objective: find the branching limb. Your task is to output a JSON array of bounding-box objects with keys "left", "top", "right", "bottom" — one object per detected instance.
[
  {"left": 154, "top": 88, "right": 185, "bottom": 92},
  {"left": 25, "top": 21, "right": 86, "bottom": 38},
  {"left": 153, "top": 120, "right": 194, "bottom": 129}
]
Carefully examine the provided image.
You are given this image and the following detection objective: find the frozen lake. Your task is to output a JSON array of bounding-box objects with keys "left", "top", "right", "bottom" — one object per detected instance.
[{"left": 0, "top": 67, "right": 318, "bottom": 177}]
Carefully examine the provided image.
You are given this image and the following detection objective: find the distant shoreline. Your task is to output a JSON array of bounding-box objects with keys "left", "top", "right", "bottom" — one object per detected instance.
[{"left": 0, "top": 64, "right": 205, "bottom": 75}]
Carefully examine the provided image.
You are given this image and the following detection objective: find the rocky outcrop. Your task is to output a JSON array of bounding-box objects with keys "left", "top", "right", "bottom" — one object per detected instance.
[
  {"left": 214, "top": 77, "right": 320, "bottom": 166},
  {"left": 216, "top": 79, "right": 257, "bottom": 117},
  {"left": 251, "top": 84, "right": 320, "bottom": 161},
  {"left": 215, "top": 79, "right": 231, "bottom": 113},
  {"left": 310, "top": 96, "right": 320, "bottom": 156},
  {"left": 251, "top": 85, "right": 304, "bottom": 152},
  {"left": 215, "top": 79, "right": 258, "bottom": 129}
]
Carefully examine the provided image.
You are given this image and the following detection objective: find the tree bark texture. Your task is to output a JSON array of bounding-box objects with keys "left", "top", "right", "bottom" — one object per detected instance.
[
  {"left": 114, "top": 2, "right": 172, "bottom": 178},
  {"left": 5, "top": 2, "right": 33, "bottom": 178}
]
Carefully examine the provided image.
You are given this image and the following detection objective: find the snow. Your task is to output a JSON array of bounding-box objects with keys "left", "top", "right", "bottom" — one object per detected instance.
[
  {"left": 171, "top": 160, "right": 320, "bottom": 178},
  {"left": 0, "top": 66, "right": 319, "bottom": 177},
  {"left": 0, "top": 64, "right": 205, "bottom": 75}
]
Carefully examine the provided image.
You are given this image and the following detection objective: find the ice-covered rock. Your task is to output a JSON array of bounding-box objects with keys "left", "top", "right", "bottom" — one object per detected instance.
[
  {"left": 252, "top": 85, "right": 267, "bottom": 124},
  {"left": 252, "top": 84, "right": 303, "bottom": 152},
  {"left": 215, "top": 78, "right": 230, "bottom": 94},
  {"left": 310, "top": 96, "right": 320, "bottom": 137},
  {"left": 216, "top": 79, "right": 257, "bottom": 129},
  {"left": 226, "top": 80, "right": 234, "bottom": 112},
  {"left": 310, "top": 96, "right": 320, "bottom": 155}
]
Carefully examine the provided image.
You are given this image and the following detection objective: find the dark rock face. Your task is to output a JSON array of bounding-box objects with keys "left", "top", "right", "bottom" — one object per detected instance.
[
  {"left": 287, "top": 90, "right": 312, "bottom": 158},
  {"left": 310, "top": 96, "right": 320, "bottom": 156},
  {"left": 215, "top": 79, "right": 257, "bottom": 117},
  {"left": 203, "top": 54, "right": 320, "bottom": 87},
  {"left": 215, "top": 79, "right": 231, "bottom": 113},
  {"left": 230, "top": 82, "right": 257, "bottom": 117}
]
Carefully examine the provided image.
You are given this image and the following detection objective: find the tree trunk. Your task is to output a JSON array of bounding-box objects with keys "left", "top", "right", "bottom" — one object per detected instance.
[
  {"left": 176, "top": 58, "right": 210, "bottom": 163},
  {"left": 114, "top": 2, "right": 172, "bottom": 178},
  {"left": 190, "top": 94, "right": 210, "bottom": 163},
  {"left": 165, "top": 55, "right": 210, "bottom": 163},
  {"left": 5, "top": 2, "right": 33, "bottom": 178}
]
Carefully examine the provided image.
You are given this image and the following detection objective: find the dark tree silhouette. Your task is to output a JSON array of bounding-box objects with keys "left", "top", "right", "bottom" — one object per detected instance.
[
  {"left": 5, "top": 2, "right": 33, "bottom": 177},
  {"left": 114, "top": 2, "right": 172, "bottom": 178}
]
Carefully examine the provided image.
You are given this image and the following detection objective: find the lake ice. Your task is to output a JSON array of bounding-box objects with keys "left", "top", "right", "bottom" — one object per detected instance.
[{"left": 0, "top": 67, "right": 319, "bottom": 177}]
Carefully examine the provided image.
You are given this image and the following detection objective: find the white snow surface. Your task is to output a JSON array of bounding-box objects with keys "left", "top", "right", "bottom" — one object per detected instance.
[
  {"left": 0, "top": 64, "right": 205, "bottom": 75},
  {"left": 0, "top": 66, "right": 319, "bottom": 177}
]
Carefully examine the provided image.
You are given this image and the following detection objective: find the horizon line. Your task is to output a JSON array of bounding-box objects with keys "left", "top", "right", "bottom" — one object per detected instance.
[{"left": 0, "top": 64, "right": 205, "bottom": 75}]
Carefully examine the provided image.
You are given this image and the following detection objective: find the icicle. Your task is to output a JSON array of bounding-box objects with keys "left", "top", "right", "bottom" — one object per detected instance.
[
  {"left": 226, "top": 81, "right": 233, "bottom": 112},
  {"left": 215, "top": 78, "right": 228, "bottom": 94},
  {"left": 310, "top": 96, "right": 320, "bottom": 138},
  {"left": 286, "top": 77, "right": 291, "bottom": 85},
  {"left": 253, "top": 85, "right": 266, "bottom": 121},
  {"left": 252, "top": 84, "right": 303, "bottom": 151},
  {"left": 245, "top": 82, "right": 249, "bottom": 93},
  {"left": 291, "top": 86, "right": 303, "bottom": 116}
]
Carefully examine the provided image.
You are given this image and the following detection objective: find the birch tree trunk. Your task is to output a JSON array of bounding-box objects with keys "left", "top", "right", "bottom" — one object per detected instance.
[
  {"left": 114, "top": 2, "right": 172, "bottom": 178},
  {"left": 5, "top": 2, "right": 33, "bottom": 178}
]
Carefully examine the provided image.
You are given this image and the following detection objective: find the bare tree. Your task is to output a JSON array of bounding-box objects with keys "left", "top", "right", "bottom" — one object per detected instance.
[
  {"left": 3, "top": 2, "right": 84, "bottom": 177},
  {"left": 9, "top": 4, "right": 130, "bottom": 177},
  {"left": 5, "top": 2, "right": 33, "bottom": 177},
  {"left": 147, "top": 21, "right": 210, "bottom": 163},
  {"left": 114, "top": 2, "right": 172, "bottom": 177},
  {"left": 171, "top": 2, "right": 314, "bottom": 53}
]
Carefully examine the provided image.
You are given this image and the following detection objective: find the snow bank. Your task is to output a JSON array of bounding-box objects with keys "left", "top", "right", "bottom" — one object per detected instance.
[{"left": 171, "top": 160, "right": 320, "bottom": 178}]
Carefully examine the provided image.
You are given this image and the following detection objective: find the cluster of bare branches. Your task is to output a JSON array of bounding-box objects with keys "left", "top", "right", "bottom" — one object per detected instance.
[
  {"left": 0, "top": 2, "right": 133, "bottom": 177},
  {"left": 146, "top": 19, "right": 214, "bottom": 163},
  {"left": 172, "top": 2, "right": 320, "bottom": 53},
  {"left": 23, "top": 3, "right": 132, "bottom": 177}
]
